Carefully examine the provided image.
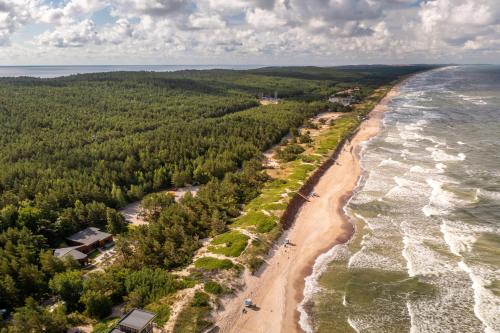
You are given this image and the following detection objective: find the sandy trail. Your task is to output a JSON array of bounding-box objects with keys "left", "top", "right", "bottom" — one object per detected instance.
[
  {"left": 119, "top": 185, "right": 199, "bottom": 226},
  {"left": 213, "top": 86, "right": 400, "bottom": 333}
]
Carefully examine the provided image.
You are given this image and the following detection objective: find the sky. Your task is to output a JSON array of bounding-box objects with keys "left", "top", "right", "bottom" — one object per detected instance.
[{"left": 0, "top": 0, "right": 499, "bottom": 65}]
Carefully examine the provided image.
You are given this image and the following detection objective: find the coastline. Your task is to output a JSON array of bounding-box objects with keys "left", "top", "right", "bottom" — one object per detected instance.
[{"left": 214, "top": 82, "right": 404, "bottom": 333}]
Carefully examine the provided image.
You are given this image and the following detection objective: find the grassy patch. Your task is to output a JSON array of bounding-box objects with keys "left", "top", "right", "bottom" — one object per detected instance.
[
  {"left": 191, "top": 291, "right": 210, "bottom": 307},
  {"left": 92, "top": 318, "right": 119, "bottom": 333},
  {"left": 208, "top": 231, "right": 249, "bottom": 257},
  {"left": 204, "top": 281, "right": 224, "bottom": 295},
  {"left": 172, "top": 302, "right": 212, "bottom": 333},
  {"left": 233, "top": 211, "right": 277, "bottom": 233},
  {"left": 145, "top": 298, "right": 171, "bottom": 326},
  {"left": 194, "top": 257, "right": 234, "bottom": 270}
]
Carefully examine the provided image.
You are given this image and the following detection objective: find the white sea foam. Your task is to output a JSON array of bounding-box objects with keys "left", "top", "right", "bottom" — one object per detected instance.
[
  {"left": 402, "top": 103, "right": 437, "bottom": 110},
  {"left": 410, "top": 165, "right": 426, "bottom": 173},
  {"left": 347, "top": 317, "right": 361, "bottom": 333},
  {"left": 394, "top": 176, "right": 422, "bottom": 188},
  {"left": 440, "top": 219, "right": 477, "bottom": 256},
  {"left": 477, "top": 188, "right": 500, "bottom": 201},
  {"left": 401, "top": 229, "right": 459, "bottom": 277},
  {"left": 402, "top": 234, "right": 417, "bottom": 277},
  {"left": 298, "top": 244, "right": 348, "bottom": 333},
  {"left": 348, "top": 247, "right": 404, "bottom": 271},
  {"left": 407, "top": 301, "right": 417, "bottom": 333},
  {"left": 422, "top": 178, "right": 457, "bottom": 217},
  {"left": 378, "top": 158, "right": 406, "bottom": 168},
  {"left": 409, "top": 165, "right": 439, "bottom": 175},
  {"left": 458, "top": 261, "right": 500, "bottom": 333},
  {"left": 457, "top": 94, "right": 489, "bottom": 106},
  {"left": 426, "top": 147, "right": 466, "bottom": 162},
  {"left": 435, "top": 163, "right": 447, "bottom": 172}
]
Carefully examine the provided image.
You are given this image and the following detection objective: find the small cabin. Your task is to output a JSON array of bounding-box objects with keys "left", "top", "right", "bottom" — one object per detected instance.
[{"left": 110, "top": 308, "right": 156, "bottom": 333}]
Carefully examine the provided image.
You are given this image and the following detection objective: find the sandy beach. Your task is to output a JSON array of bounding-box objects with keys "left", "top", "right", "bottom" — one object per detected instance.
[{"left": 214, "top": 85, "right": 402, "bottom": 333}]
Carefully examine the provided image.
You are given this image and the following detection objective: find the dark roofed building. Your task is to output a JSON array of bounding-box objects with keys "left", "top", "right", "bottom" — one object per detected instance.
[
  {"left": 54, "top": 227, "right": 114, "bottom": 266},
  {"left": 66, "top": 227, "right": 113, "bottom": 253},
  {"left": 110, "top": 309, "right": 156, "bottom": 333},
  {"left": 53, "top": 246, "right": 88, "bottom": 265}
]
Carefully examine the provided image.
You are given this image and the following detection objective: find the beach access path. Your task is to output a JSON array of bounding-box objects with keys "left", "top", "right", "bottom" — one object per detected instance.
[{"left": 213, "top": 86, "right": 401, "bottom": 333}]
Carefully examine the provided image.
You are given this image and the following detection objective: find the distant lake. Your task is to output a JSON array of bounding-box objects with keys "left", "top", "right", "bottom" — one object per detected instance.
[{"left": 0, "top": 65, "right": 261, "bottom": 78}]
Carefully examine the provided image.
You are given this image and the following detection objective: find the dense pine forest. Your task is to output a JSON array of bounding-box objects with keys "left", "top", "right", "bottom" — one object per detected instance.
[{"left": 0, "top": 65, "right": 435, "bottom": 331}]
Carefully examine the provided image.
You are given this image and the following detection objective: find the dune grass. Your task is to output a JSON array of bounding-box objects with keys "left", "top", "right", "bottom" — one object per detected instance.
[
  {"left": 173, "top": 295, "right": 212, "bottom": 333},
  {"left": 194, "top": 257, "right": 234, "bottom": 270},
  {"left": 208, "top": 231, "right": 249, "bottom": 257}
]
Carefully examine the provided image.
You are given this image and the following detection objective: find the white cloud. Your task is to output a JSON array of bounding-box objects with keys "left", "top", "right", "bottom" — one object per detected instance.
[
  {"left": 246, "top": 8, "right": 285, "bottom": 29},
  {"left": 0, "top": 0, "right": 499, "bottom": 64},
  {"left": 188, "top": 13, "right": 226, "bottom": 30},
  {"left": 0, "top": 0, "right": 36, "bottom": 45},
  {"left": 36, "top": 19, "right": 101, "bottom": 47}
]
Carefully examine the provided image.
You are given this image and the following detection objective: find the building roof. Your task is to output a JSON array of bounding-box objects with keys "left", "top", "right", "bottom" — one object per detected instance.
[
  {"left": 117, "top": 309, "right": 156, "bottom": 330},
  {"left": 66, "top": 227, "right": 112, "bottom": 246},
  {"left": 54, "top": 246, "right": 87, "bottom": 260},
  {"left": 110, "top": 330, "right": 124, "bottom": 333}
]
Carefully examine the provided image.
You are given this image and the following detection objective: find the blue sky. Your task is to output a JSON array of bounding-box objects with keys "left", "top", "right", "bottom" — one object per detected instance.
[{"left": 1, "top": 0, "right": 499, "bottom": 65}]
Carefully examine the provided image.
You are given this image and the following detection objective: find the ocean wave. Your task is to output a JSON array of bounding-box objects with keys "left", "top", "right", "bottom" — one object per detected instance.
[
  {"left": 410, "top": 165, "right": 440, "bottom": 174},
  {"left": 401, "top": 231, "right": 459, "bottom": 277},
  {"left": 385, "top": 176, "right": 426, "bottom": 200},
  {"left": 378, "top": 158, "right": 406, "bottom": 168},
  {"left": 457, "top": 94, "right": 489, "bottom": 106},
  {"left": 422, "top": 178, "right": 458, "bottom": 217},
  {"left": 435, "top": 163, "right": 447, "bottom": 173},
  {"left": 426, "top": 147, "right": 466, "bottom": 162},
  {"left": 298, "top": 244, "right": 348, "bottom": 333},
  {"left": 458, "top": 261, "right": 500, "bottom": 332},
  {"left": 440, "top": 219, "right": 477, "bottom": 256},
  {"left": 477, "top": 188, "right": 500, "bottom": 202},
  {"left": 347, "top": 317, "right": 361, "bottom": 333},
  {"left": 348, "top": 246, "right": 405, "bottom": 271},
  {"left": 401, "top": 103, "right": 437, "bottom": 110}
]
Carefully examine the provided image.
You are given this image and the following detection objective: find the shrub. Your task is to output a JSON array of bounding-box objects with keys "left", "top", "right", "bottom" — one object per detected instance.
[
  {"left": 173, "top": 303, "right": 212, "bottom": 333},
  {"left": 191, "top": 291, "right": 210, "bottom": 307},
  {"left": 124, "top": 268, "right": 179, "bottom": 306},
  {"left": 146, "top": 300, "right": 171, "bottom": 326},
  {"left": 91, "top": 318, "right": 119, "bottom": 333},
  {"left": 256, "top": 219, "right": 276, "bottom": 233},
  {"left": 299, "top": 132, "right": 312, "bottom": 143},
  {"left": 276, "top": 144, "right": 305, "bottom": 162},
  {"left": 194, "top": 257, "right": 234, "bottom": 270},
  {"left": 204, "top": 281, "right": 223, "bottom": 295},
  {"left": 248, "top": 256, "right": 264, "bottom": 273},
  {"left": 301, "top": 154, "right": 316, "bottom": 163},
  {"left": 80, "top": 290, "right": 112, "bottom": 319}
]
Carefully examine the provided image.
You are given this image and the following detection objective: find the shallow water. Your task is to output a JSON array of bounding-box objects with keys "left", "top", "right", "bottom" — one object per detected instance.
[{"left": 306, "top": 65, "right": 500, "bottom": 333}]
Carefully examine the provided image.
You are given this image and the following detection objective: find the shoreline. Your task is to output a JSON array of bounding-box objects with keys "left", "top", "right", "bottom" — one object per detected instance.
[
  {"left": 295, "top": 83, "right": 403, "bottom": 332},
  {"left": 213, "top": 82, "right": 404, "bottom": 333}
]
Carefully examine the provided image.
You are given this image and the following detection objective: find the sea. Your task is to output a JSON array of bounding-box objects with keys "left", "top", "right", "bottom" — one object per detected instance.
[
  {"left": 302, "top": 65, "right": 500, "bottom": 333},
  {"left": 0, "top": 65, "right": 259, "bottom": 78}
]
